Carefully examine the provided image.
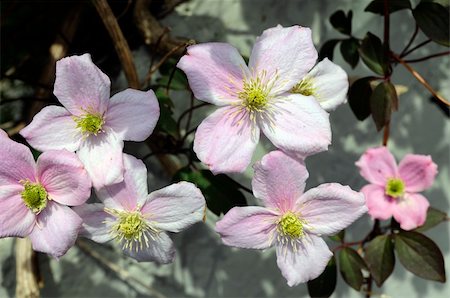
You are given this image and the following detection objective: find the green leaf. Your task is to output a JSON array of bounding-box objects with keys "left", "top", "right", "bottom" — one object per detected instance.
[
  {"left": 370, "top": 81, "right": 397, "bottom": 131},
  {"left": 395, "top": 231, "right": 446, "bottom": 282},
  {"left": 365, "top": 0, "right": 412, "bottom": 15},
  {"left": 339, "top": 248, "right": 367, "bottom": 291},
  {"left": 364, "top": 235, "right": 395, "bottom": 286},
  {"left": 413, "top": 2, "right": 450, "bottom": 46},
  {"left": 340, "top": 38, "right": 360, "bottom": 68},
  {"left": 330, "top": 10, "right": 352, "bottom": 35},
  {"left": 156, "top": 104, "right": 178, "bottom": 136},
  {"left": 348, "top": 77, "right": 376, "bottom": 121},
  {"left": 173, "top": 168, "right": 247, "bottom": 216},
  {"left": 415, "top": 207, "right": 448, "bottom": 232},
  {"left": 307, "top": 255, "right": 337, "bottom": 297},
  {"left": 329, "top": 230, "right": 345, "bottom": 242},
  {"left": 359, "top": 32, "right": 390, "bottom": 76},
  {"left": 319, "top": 39, "right": 341, "bottom": 60}
]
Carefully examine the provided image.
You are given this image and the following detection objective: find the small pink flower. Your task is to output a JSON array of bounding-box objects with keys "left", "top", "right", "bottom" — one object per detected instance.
[
  {"left": 356, "top": 147, "right": 437, "bottom": 230},
  {"left": 215, "top": 151, "right": 366, "bottom": 286},
  {"left": 20, "top": 54, "right": 160, "bottom": 189},
  {"left": 74, "top": 154, "right": 206, "bottom": 263},
  {"left": 0, "top": 130, "right": 92, "bottom": 258},
  {"left": 177, "top": 25, "right": 331, "bottom": 174}
]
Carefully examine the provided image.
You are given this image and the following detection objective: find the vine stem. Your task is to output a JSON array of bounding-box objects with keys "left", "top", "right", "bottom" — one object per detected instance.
[
  {"left": 399, "top": 24, "right": 419, "bottom": 57},
  {"left": 400, "top": 39, "right": 432, "bottom": 58},
  {"left": 404, "top": 51, "right": 450, "bottom": 63}
]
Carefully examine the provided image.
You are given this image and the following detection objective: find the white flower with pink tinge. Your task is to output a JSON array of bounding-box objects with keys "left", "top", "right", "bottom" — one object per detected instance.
[
  {"left": 20, "top": 54, "right": 160, "bottom": 189},
  {"left": 215, "top": 151, "right": 367, "bottom": 286},
  {"left": 356, "top": 146, "right": 438, "bottom": 230},
  {"left": 177, "top": 25, "right": 335, "bottom": 174},
  {"left": 0, "top": 129, "right": 91, "bottom": 258},
  {"left": 74, "top": 154, "right": 206, "bottom": 263}
]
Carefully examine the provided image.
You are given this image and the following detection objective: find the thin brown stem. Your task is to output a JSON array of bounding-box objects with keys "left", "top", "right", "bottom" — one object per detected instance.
[
  {"left": 404, "top": 51, "right": 450, "bottom": 63},
  {"left": 400, "top": 24, "right": 419, "bottom": 57},
  {"left": 400, "top": 39, "right": 432, "bottom": 58}
]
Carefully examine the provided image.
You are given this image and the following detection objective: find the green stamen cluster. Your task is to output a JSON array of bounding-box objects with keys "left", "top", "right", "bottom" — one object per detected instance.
[
  {"left": 279, "top": 212, "right": 304, "bottom": 239},
  {"left": 118, "top": 212, "right": 147, "bottom": 240},
  {"left": 291, "top": 78, "right": 315, "bottom": 96},
  {"left": 239, "top": 78, "right": 269, "bottom": 112},
  {"left": 74, "top": 113, "right": 104, "bottom": 135},
  {"left": 21, "top": 181, "right": 48, "bottom": 213},
  {"left": 385, "top": 178, "right": 405, "bottom": 198}
]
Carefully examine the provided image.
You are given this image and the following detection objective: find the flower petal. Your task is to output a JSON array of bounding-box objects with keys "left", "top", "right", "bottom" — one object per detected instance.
[
  {"left": 361, "top": 184, "right": 395, "bottom": 221},
  {"left": 73, "top": 203, "right": 114, "bottom": 243},
  {"left": 54, "top": 54, "right": 111, "bottom": 115},
  {"left": 29, "top": 201, "right": 82, "bottom": 258},
  {"left": 276, "top": 234, "right": 333, "bottom": 286},
  {"left": 297, "top": 183, "right": 367, "bottom": 236},
  {"left": 398, "top": 154, "right": 438, "bottom": 193},
  {"left": 124, "top": 232, "right": 175, "bottom": 264},
  {"left": 20, "top": 105, "right": 82, "bottom": 152},
  {"left": 249, "top": 25, "right": 317, "bottom": 93},
  {"left": 356, "top": 147, "right": 398, "bottom": 186},
  {"left": 215, "top": 206, "right": 278, "bottom": 250},
  {"left": 193, "top": 106, "right": 259, "bottom": 174},
  {"left": 36, "top": 150, "right": 91, "bottom": 206},
  {"left": 140, "top": 182, "right": 205, "bottom": 232},
  {"left": 105, "top": 89, "right": 160, "bottom": 142},
  {"left": 392, "top": 193, "right": 430, "bottom": 230},
  {"left": 252, "top": 150, "right": 308, "bottom": 211},
  {"left": 0, "top": 185, "right": 35, "bottom": 237},
  {"left": 260, "top": 94, "right": 331, "bottom": 156},
  {"left": 0, "top": 133, "right": 35, "bottom": 185},
  {"left": 177, "top": 43, "right": 248, "bottom": 105},
  {"left": 77, "top": 130, "right": 124, "bottom": 190},
  {"left": 0, "top": 129, "right": 7, "bottom": 138}
]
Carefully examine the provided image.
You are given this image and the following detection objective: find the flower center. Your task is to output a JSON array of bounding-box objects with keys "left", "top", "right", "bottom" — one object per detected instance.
[
  {"left": 291, "top": 78, "right": 315, "bottom": 96},
  {"left": 74, "top": 112, "right": 104, "bottom": 136},
  {"left": 20, "top": 181, "right": 48, "bottom": 213},
  {"left": 278, "top": 212, "right": 304, "bottom": 239},
  {"left": 239, "top": 77, "right": 270, "bottom": 112},
  {"left": 385, "top": 178, "right": 405, "bottom": 198}
]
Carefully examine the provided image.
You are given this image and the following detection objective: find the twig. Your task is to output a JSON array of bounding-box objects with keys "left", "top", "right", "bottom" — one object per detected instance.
[
  {"left": 399, "top": 24, "right": 419, "bottom": 57},
  {"left": 404, "top": 51, "right": 450, "bottom": 63},
  {"left": 15, "top": 239, "right": 40, "bottom": 298},
  {"left": 400, "top": 39, "right": 432, "bottom": 58}
]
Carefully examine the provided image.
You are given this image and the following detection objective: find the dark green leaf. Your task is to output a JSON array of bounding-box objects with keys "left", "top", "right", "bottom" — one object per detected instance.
[
  {"left": 340, "top": 38, "right": 360, "bottom": 68},
  {"left": 415, "top": 207, "right": 448, "bottom": 232},
  {"left": 395, "top": 231, "right": 446, "bottom": 282},
  {"left": 157, "top": 69, "right": 188, "bottom": 90},
  {"left": 365, "top": 0, "right": 412, "bottom": 15},
  {"left": 339, "top": 248, "right": 367, "bottom": 291},
  {"left": 359, "top": 32, "right": 390, "bottom": 76},
  {"left": 329, "top": 230, "right": 345, "bottom": 242},
  {"left": 413, "top": 2, "right": 450, "bottom": 46},
  {"left": 348, "top": 77, "right": 376, "bottom": 121},
  {"left": 330, "top": 10, "right": 352, "bottom": 35},
  {"left": 308, "top": 255, "right": 337, "bottom": 297},
  {"left": 364, "top": 235, "right": 395, "bottom": 286},
  {"left": 173, "top": 168, "right": 247, "bottom": 216},
  {"left": 370, "top": 81, "right": 397, "bottom": 131},
  {"left": 319, "top": 39, "right": 341, "bottom": 60},
  {"left": 156, "top": 104, "right": 178, "bottom": 136}
]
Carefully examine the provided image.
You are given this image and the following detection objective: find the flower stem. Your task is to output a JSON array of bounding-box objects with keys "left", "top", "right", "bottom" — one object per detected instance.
[{"left": 404, "top": 51, "right": 450, "bottom": 63}]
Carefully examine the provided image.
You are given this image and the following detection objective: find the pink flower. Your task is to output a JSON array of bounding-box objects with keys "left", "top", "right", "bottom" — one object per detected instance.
[
  {"left": 356, "top": 147, "right": 437, "bottom": 230},
  {"left": 215, "top": 151, "right": 366, "bottom": 286},
  {"left": 0, "top": 130, "right": 92, "bottom": 258},
  {"left": 20, "top": 54, "right": 160, "bottom": 189},
  {"left": 74, "top": 154, "right": 206, "bottom": 263},
  {"left": 177, "top": 25, "right": 331, "bottom": 174}
]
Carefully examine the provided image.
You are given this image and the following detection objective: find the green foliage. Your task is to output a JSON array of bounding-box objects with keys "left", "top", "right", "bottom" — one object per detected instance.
[
  {"left": 364, "top": 235, "right": 395, "bottom": 286},
  {"left": 155, "top": 88, "right": 178, "bottom": 137},
  {"left": 319, "top": 39, "right": 341, "bottom": 60},
  {"left": 365, "top": 0, "right": 412, "bottom": 15},
  {"left": 340, "top": 38, "right": 360, "bottom": 68},
  {"left": 359, "top": 32, "right": 391, "bottom": 76},
  {"left": 348, "top": 77, "right": 376, "bottom": 121},
  {"left": 339, "top": 248, "right": 368, "bottom": 291},
  {"left": 370, "top": 81, "right": 398, "bottom": 131},
  {"left": 307, "top": 255, "right": 337, "bottom": 298},
  {"left": 329, "top": 229, "right": 345, "bottom": 243},
  {"left": 415, "top": 207, "right": 448, "bottom": 232},
  {"left": 330, "top": 10, "right": 353, "bottom": 35},
  {"left": 413, "top": 1, "right": 450, "bottom": 46}
]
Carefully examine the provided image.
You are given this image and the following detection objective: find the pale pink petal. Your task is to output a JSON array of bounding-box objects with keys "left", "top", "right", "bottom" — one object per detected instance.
[
  {"left": 0, "top": 134, "right": 36, "bottom": 185},
  {"left": 105, "top": 89, "right": 160, "bottom": 142},
  {"left": 215, "top": 206, "right": 278, "bottom": 249},
  {"left": 0, "top": 185, "right": 35, "bottom": 237},
  {"left": 361, "top": 184, "right": 395, "bottom": 220},
  {"left": 20, "top": 105, "right": 82, "bottom": 152},
  {"left": 398, "top": 154, "right": 438, "bottom": 193},
  {"left": 392, "top": 193, "right": 430, "bottom": 230},
  {"left": 276, "top": 234, "right": 333, "bottom": 286},
  {"left": 0, "top": 129, "right": 8, "bottom": 138},
  {"left": 29, "top": 201, "right": 82, "bottom": 258},
  {"left": 36, "top": 150, "right": 91, "bottom": 206},
  {"left": 356, "top": 147, "right": 398, "bottom": 186},
  {"left": 252, "top": 150, "right": 308, "bottom": 212},
  {"left": 259, "top": 94, "right": 331, "bottom": 156},
  {"left": 124, "top": 232, "right": 175, "bottom": 264},
  {"left": 140, "top": 182, "right": 205, "bottom": 232},
  {"left": 193, "top": 106, "right": 259, "bottom": 174},
  {"left": 177, "top": 43, "right": 248, "bottom": 105},
  {"left": 297, "top": 183, "right": 367, "bottom": 236},
  {"left": 249, "top": 25, "right": 317, "bottom": 93},
  {"left": 77, "top": 130, "right": 124, "bottom": 190},
  {"left": 73, "top": 203, "right": 114, "bottom": 243},
  {"left": 54, "top": 54, "right": 110, "bottom": 115}
]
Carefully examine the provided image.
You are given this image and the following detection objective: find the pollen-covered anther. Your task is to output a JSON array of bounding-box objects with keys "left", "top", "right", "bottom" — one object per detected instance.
[
  {"left": 74, "top": 112, "right": 104, "bottom": 136},
  {"left": 278, "top": 211, "right": 305, "bottom": 239},
  {"left": 238, "top": 76, "right": 270, "bottom": 112},
  {"left": 291, "top": 78, "right": 315, "bottom": 96},
  {"left": 20, "top": 180, "right": 48, "bottom": 213},
  {"left": 385, "top": 178, "right": 405, "bottom": 198}
]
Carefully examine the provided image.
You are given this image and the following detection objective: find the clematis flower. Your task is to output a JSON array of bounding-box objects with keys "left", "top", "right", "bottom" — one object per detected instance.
[
  {"left": 74, "top": 154, "right": 206, "bottom": 263},
  {"left": 177, "top": 25, "right": 331, "bottom": 174},
  {"left": 0, "top": 130, "right": 91, "bottom": 258},
  {"left": 215, "top": 151, "right": 367, "bottom": 286},
  {"left": 20, "top": 54, "right": 160, "bottom": 189},
  {"left": 356, "top": 147, "right": 437, "bottom": 230}
]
